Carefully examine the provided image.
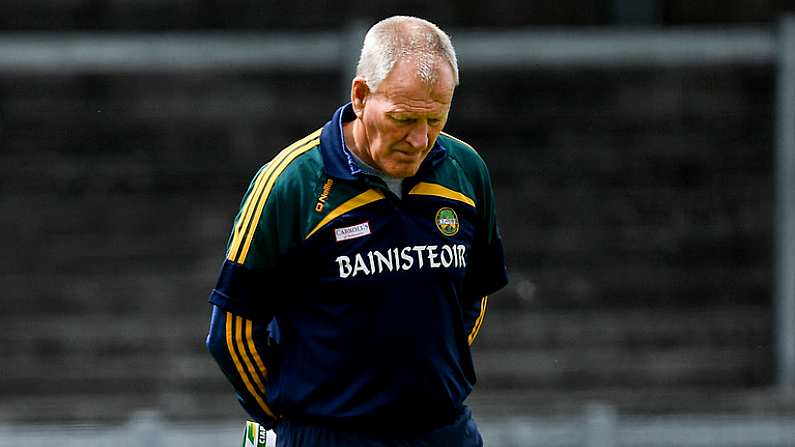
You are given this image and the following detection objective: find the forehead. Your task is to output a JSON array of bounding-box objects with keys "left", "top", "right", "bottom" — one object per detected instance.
[{"left": 374, "top": 58, "right": 455, "bottom": 113}]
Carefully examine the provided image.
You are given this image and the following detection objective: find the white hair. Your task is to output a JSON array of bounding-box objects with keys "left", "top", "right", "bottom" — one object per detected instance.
[{"left": 355, "top": 16, "right": 459, "bottom": 92}]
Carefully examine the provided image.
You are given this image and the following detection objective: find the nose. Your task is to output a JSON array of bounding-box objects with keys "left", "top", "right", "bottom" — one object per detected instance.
[{"left": 405, "top": 122, "right": 429, "bottom": 150}]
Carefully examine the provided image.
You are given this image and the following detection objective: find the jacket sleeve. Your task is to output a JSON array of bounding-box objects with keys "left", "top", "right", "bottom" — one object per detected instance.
[
  {"left": 462, "top": 296, "right": 489, "bottom": 346},
  {"left": 206, "top": 305, "right": 279, "bottom": 427},
  {"left": 206, "top": 164, "right": 294, "bottom": 425},
  {"left": 461, "top": 150, "right": 507, "bottom": 346}
]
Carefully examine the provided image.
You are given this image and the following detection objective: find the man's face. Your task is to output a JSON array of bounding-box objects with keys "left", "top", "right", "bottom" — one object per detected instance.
[{"left": 357, "top": 58, "right": 455, "bottom": 178}]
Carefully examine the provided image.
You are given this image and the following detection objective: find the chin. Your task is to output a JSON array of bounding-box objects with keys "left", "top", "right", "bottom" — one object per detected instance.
[
  {"left": 383, "top": 166, "right": 419, "bottom": 179},
  {"left": 381, "top": 155, "right": 424, "bottom": 178}
]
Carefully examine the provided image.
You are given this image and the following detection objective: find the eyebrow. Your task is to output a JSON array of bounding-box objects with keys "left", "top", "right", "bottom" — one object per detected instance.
[{"left": 387, "top": 110, "right": 445, "bottom": 118}]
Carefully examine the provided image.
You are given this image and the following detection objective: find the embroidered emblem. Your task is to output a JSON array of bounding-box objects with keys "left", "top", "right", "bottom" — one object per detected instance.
[
  {"left": 435, "top": 207, "right": 459, "bottom": 237},
  {"left": 335, "top": 222, "right": 371, "bottom": 242}
]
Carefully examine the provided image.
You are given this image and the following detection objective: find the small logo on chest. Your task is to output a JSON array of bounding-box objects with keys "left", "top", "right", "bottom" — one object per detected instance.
[
  {"left": 334, "top": 221, "right": 371, "bottom": 242},
  {"left": 435, "top": 207, "right": 459, "bottom": 236},
  {"left": 315, "top": 178, "right": 334, "bottom": 212}
]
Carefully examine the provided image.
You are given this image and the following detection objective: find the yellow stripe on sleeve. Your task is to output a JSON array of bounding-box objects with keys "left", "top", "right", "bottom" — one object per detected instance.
[
  {"left": 235, "top": 137, "right": 320, "bottom": 264},
  {"left": 227, "top": 128, "right": 322, "bottom": 263},
  {"left": 467, "top": 296, "right": 489, "bottom": 346},
  {"left": 408, "top": 182, "right": 476, "bottom": 208},
  {"left": 232, "top": 165, "right": 268, "bottom": 241},
  {"left": 235, "top": 317, "right": 271, "bottom": 401},
  {"left": 225, "top": 313, "right": 276, "bottom": 418},
  {"left": 304, "top": 189, "right": 386, "bottom": 240},
  {"left": 228, "top": 156, "right": 292, "bottom": 260},
  {"left": 246, "top": 319, "right": 268, "bottom": 379}
]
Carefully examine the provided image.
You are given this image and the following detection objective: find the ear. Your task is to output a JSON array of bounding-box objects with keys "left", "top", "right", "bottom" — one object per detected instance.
[{"left": 350, "top": 77, "right": 369, "bottom": 119}]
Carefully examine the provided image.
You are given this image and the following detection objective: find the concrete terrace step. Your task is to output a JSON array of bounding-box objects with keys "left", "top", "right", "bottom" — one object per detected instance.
[
  {"left": 1, "top": 387, "right": 792, "bottom": 425},
  {"left": 467, "top": 386, "right": 795, "bottom": 418},
  {"left": 474, "top": 346, "right": 769, "bottom": 387},
  {"left": 1, "top": 343, "right": 764, "bottom": 394},
  {"left": 0, "top": 309, "right": 769, "bottom": 351},
  {"left": 475, "top": 308, "right": 770, "bottom": 349},
  {"left": 503, "top": 266, "right": 771, "bottom": 307},
  {"left": 1, "top": 271, "right": 218, "bottom": 314}
]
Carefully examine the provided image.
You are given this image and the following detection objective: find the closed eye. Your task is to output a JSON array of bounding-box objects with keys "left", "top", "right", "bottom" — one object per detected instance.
[{"left": 390, "top": 115, "right": 414, "bottom": 124}]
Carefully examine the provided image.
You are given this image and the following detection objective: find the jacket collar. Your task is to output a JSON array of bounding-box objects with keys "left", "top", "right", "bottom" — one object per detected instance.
[{"left": 320, "top": 103, "right": 447, "bottom": 182}]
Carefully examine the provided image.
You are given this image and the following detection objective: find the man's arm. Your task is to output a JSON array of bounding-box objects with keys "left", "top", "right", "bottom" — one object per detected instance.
[
  {"left": 206, "top": 305, "right": 279, "bottom": 426},
  {"left": 459, "top": 144, "right": 508, "bottom": 347},
  {"left": 462, "top": 296, "right": 489, "bottom": 346},
  {"left": 205, "top": 133, "right": 321, "bottom": 425}
]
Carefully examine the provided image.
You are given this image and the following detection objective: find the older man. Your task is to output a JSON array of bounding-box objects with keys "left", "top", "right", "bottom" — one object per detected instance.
[{"left": 206, "top": 16, "right": 507, "bottom": 446}]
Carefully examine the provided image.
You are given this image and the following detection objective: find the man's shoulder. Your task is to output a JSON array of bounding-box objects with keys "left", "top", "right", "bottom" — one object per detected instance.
[
  {"left": 258, "top": 128, "right": 325, "bottom": 194},
  {"left": 437, "top": 132, "right": 492, "bottom": 182},
  {"left": 229, "top": 129, "right": 325, "bottom": 267},
  {"left": 438, "top": 132, "right": 488, "bottom": 169},
  {"left": 240, "top": 129, "right": 325, "bottom": 227}
]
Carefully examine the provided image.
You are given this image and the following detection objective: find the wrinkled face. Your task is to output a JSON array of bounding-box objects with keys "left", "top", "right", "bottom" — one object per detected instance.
[{"left": 354, "top": 58, "right": 456, "bottom": 178}]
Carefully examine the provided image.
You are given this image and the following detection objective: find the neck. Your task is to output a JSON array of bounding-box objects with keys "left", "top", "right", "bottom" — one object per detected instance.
[{"left": 343, "top": 118, "right": 371, "bottom": 167}]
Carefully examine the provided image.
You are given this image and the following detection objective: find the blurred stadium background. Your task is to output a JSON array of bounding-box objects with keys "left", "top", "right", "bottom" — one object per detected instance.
[{"left": 2, "top": 1, "right": 795, "bottom": 446}]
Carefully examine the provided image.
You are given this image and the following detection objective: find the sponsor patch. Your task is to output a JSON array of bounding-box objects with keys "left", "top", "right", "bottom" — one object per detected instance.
[
  {"left": 435, "top": 207, "right": 459, "bottom": 236},
  {"left": 335, "top": 222, "right": 371, "bottom": 242},
  {"left": 242, "top": 420, "right": 270, "bottom": 447}
]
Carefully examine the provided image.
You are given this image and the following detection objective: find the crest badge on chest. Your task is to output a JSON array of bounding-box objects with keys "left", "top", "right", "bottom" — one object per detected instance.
[{"left": 435, "top": 207, "right": 459, "bottom": 237}]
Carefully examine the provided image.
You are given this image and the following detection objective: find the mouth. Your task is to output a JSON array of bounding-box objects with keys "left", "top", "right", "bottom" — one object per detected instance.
[
  {"left": 391, "top": 152, "right": 424, "bottom": 166},
  {"left": 392, "top": 147, "right": 427, "bottom": 159},
  {"left": 394, "top": 150, "right": 420, "bottom": 157}
]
